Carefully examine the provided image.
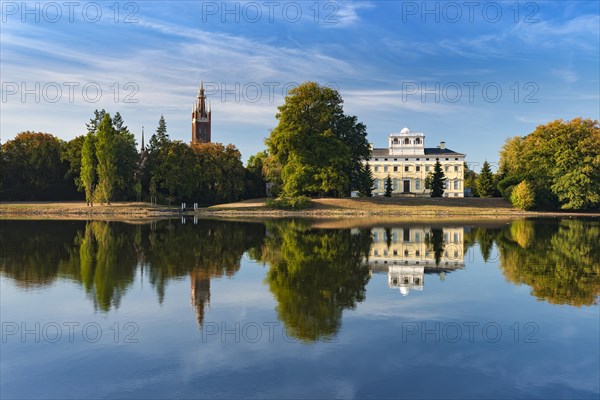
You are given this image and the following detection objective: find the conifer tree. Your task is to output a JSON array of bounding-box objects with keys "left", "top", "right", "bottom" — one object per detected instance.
[
  {"left": 384, "top": 174, "right": 393, "bottom": 197},
  {"left": 477, "top": 161, "right": 495, "bottom": 198},
  {"left": 431, "top": 161, "right": 446, "bottom": 197}
]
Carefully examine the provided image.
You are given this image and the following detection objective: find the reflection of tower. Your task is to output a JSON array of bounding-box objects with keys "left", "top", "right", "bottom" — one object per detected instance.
[
  {"left": 192, "top": 82, "right": 211, "bottom": 144},
  {"left": 190, "top": 269, "right": 211, "bottom": 327}
]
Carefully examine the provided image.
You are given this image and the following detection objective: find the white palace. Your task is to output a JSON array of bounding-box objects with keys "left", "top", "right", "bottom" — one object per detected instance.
[{"left": 369, "top": 127, "right": 466, "bottom": 197}]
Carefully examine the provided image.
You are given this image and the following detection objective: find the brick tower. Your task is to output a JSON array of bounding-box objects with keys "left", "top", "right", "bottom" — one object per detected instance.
[{"left": 192, "top": 82, "right": 211, "bottom": 143}]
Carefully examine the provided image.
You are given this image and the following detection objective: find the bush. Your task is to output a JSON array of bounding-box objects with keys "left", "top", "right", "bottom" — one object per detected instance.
[
  {"left": 265, "top": 196, "right": 312, "bottom": 210},
  {"left": 510, "top": 181, "right": 536, "bottom": 210}
]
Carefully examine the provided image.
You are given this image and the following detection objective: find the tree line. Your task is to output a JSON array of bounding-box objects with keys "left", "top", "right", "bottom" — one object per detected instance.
[{"left": 1, "top": 110, "right": 265, "bottom": 204}]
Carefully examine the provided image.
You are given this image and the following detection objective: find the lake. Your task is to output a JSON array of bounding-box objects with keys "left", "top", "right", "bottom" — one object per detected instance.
[{"left": 1, "top": 217, "right": 599, "bottom": 399}]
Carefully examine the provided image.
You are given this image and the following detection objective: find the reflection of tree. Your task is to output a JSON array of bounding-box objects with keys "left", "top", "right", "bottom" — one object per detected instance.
[
  {"left": 0, "top": 219, "right": 265, "bottom": 318},
  {"left": 497, "top": 219, "right": 600, "bottom": 306},
  {"left": 77, "top": 221, "right": 137, "bottom": 311},
  {"left": 252, "top": 220, "right": 372, "bottom": 342},
  {"left": 425, "top": 228, "right": 445, "bottom": 266}
]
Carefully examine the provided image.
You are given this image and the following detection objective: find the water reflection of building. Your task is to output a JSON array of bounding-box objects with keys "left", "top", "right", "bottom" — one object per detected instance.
[
  {"left": 190, "top": 269, "right": 211, "bottom": 327},
  {"left": 364, "top": 227, "right": 465, "bottom": 296}
]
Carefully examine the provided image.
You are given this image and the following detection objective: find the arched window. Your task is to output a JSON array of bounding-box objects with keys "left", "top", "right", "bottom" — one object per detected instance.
[
  {"left": 393, "top": 138, "right": 399, "bottom": 144},
  {"left": 415, "top": 138, "right": 421, "bottom": 144},
  {"left": 403, "top": 138, "right": 410, "bottom": 145}
]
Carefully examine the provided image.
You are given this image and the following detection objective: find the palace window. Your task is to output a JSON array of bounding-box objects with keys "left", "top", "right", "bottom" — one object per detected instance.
[
  {"left": 384, "top": 165, "right": 388, "bottom": 172},
  {"left": 404, "top": 138, "right": 410, "bottom": 144},
  {"left": 393, "top": 179, "right": 399, "bottom": 190},
  {"left": 454, "top": 165, "right": 459, "bottom": 172},
  {"left": 416, "top": 166, "right": 421, "bottom": 172},
  {"left": 415, "top": 138, "right": 421, "bottom": 144},
  {"left": 445, "top": 158, "right": 449, "bottom": 160},
  {"left": 445, "top": 165, "right": 449, "bottom": 172},
  {"left": 454, "top": 180, "right": 460, "bottom": 190},
  {"left": 374, "top": 180, "right": 379, "bottom": 189},
  {"left": 393, "top": 166, "right": 398, "bottom": 172},
  {"left": 415, "top": 179, "right": 421, "bottom": 190},
  {"left": 425, "top": 165, "right": 430, "bottom": 172},
  {"left": 404, "top": 166, "right": 410, "bottom": 172}
]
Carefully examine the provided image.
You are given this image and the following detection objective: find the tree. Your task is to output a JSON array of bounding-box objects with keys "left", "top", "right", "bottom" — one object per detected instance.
[
  {"left": 149, "top": 115, "right": 169, "bottom": 153},
  {"left": 464, "top": 162, "right": 479, "bottom": 197},
  {"left": 112, "top": 111, "right": 127, "bottom": 133},
  {"left": 80, "top": 133, "right": 97, "bottom": 206},
  {"left": 499, "top": 118, "right": 600, "bottom": 210},
  {"left": 62, "top": 135, "right": 85, "bottom": 191},
  {"left": 191, "top": 143, "right": 246, "bottom": 204},
  {"left": 95, "top": 114, "right": 118, "bottom": 204},
  {"left": 357, "top": 163, "right": 375, "bottom": 197},
  {"left": 511, "top": 181, "right": 536, "bottom": 210},
  {"left": 266, "top": 82, "right": 368, "bottom": 197},
  {"left": 113, "top": 126, "right": 138, "bottom": 200},
  {"left": 154, "top": 141, "right": 196, "bottom": 203},
  {"left": 477, "top": 161, "right": 495, "bottom": 197},
  {"left": 144, "top": 115, "right": 171, "bottom": 198},
  {"left": 86, "top": 109, "right": 106, "bottom": 134},
  {"left": 0, "top": 132, "right": 75, "bottom": 200},
  {"left": 244, "top": 151, "right": 268, "bottom": 198},
  {"left": 430, "top": 161, "right": 446, "bottom": 197},
  {"left": 384, "top": 174, "right": 393, "bottom": 197}
]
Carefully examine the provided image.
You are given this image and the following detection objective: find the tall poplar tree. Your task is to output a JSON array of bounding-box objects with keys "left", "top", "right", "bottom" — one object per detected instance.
[
  {"left": 80, "top": 133, "right": 97, "bottom": 206},
  {"left": 95, "top": 114, "right": 118, "bottom": 204}
]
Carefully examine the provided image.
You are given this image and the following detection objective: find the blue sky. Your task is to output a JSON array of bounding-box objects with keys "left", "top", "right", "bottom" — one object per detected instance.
[{"left": 1, "top": 1, "right": 599, "bottom": 168}]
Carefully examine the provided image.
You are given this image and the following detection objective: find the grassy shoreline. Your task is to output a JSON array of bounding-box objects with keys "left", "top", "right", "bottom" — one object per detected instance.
[{"left": 1, "top": 198, "right": 599, "bottom": 220}]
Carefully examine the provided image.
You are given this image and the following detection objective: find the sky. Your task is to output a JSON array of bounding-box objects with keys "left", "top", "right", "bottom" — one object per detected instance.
[{"left": 1, "top": 0, "right": 599, "bottom": 169}]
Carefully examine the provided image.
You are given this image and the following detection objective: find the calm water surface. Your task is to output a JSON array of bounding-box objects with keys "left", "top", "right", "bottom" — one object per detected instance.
[{"left": 1, "top": 218, "right": 599, "bottom": 399}]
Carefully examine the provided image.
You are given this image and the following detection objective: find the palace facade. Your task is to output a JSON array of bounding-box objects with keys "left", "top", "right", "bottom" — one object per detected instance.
[{"left": 369, "top": 127, "right": 465, "bottom": 197}]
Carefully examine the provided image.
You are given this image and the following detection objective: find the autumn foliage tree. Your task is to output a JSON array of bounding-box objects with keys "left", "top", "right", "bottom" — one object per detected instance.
[{"left": 499, "top": 118, "right": 600, "bottom": 210}]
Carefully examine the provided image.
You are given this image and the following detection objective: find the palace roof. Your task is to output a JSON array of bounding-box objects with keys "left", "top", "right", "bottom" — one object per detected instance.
[{"left": 371, "top": 148, "right": 465, "bottom": 157}]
